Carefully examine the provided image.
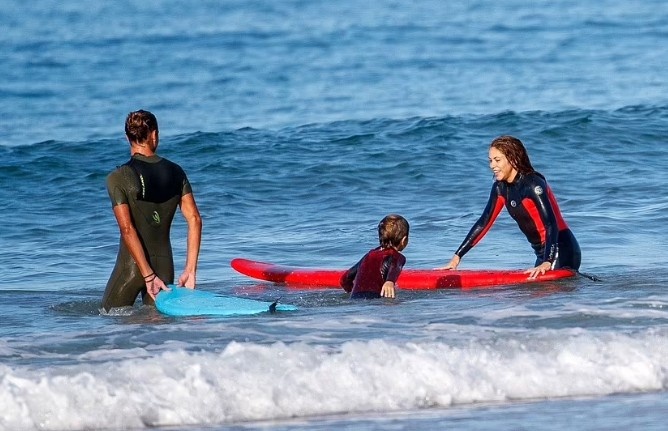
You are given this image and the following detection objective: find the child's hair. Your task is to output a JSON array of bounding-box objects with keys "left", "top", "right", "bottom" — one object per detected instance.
[{"left": 378, "top": 214, "right": 409, "bottom": 249}]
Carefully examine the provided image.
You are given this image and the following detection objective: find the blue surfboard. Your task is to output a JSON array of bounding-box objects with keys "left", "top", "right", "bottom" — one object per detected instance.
[{"left": 155, "top": 286, "right": 298, "bottom": 317}]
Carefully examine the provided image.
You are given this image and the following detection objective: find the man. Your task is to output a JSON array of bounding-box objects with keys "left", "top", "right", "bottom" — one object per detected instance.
[{"left": 102, "top": 110, "right": 202, "bottom": 311}]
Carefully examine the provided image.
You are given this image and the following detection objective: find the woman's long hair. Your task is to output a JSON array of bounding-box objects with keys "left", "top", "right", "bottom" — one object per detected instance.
[{"left": 490, "top": 135, "right": 536, "bottom": 175}]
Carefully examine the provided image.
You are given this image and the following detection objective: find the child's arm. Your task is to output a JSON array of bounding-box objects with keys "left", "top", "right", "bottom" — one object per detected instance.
[
  {"left": 380, "top": 253, "right": 406, "bottom": 299},
  {"left": 340, "top": 256, "right": 364, "bottom": 293}
]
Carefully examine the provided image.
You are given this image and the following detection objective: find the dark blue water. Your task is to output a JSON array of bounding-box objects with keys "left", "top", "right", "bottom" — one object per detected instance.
[{"left": 1, "top": 1, "right": 668, "bottom": 430}]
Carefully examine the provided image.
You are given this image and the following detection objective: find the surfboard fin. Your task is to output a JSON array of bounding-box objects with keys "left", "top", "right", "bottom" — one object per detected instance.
[{"left": 269, "top": 299, "right": 280, "bottom": 314}]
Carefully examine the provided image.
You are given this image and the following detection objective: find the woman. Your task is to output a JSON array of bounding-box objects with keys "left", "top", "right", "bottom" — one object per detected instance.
[{"left": 443, "top": 135, "right": 580, "bottom": 278}]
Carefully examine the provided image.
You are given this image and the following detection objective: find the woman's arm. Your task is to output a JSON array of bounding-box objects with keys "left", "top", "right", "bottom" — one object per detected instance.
[
  {"left": 442, "top": 184, "right": 505, "bottom": 268},
  {"left": 525, "top": 179, "right": 560, "bottom": 278}
]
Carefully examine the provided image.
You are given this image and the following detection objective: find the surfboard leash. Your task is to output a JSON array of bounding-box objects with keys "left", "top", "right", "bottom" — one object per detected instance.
[{"left": 576, "top": 270, "right": 602, "bottom": 282}]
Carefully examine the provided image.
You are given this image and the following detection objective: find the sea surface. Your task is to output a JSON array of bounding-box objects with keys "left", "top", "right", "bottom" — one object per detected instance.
[{"left": 1, "top": 1, "right": 668, "bottom": 430}]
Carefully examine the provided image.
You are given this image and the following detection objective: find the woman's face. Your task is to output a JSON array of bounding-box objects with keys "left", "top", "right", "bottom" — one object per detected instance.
[{"left": 488, "top": 146, "right": 517, "bottom": 182}]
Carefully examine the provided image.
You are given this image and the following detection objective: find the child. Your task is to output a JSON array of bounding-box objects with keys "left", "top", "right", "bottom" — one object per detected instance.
[{"left": 340, "top": 214, "right": 410, "bottom": 299}]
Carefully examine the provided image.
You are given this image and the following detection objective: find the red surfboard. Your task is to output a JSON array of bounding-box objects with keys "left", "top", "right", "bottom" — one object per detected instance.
[{"left": 230, "top": 258, "right": 576, "bottom": 290}]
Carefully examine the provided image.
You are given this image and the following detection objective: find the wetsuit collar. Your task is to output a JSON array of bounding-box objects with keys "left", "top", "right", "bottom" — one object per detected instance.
[
  {"left": 501, "top": 171, "right": 523, "bottom": 185},
  {"left": 131, "top": 153, "right": 161, "bottom": 163}
]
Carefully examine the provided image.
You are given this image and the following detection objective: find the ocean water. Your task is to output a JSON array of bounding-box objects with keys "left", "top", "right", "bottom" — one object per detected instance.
[{"left": 1, "top": 1, "right": 668, "bottom": 430}]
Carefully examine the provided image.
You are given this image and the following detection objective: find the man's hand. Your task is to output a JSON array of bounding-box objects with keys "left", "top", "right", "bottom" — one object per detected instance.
[
  {"left": 178, "top": 271, "right": 197, "bottom": 289},
  {"left": 146, "top": 276, "right": 170, "bottom": 300}
]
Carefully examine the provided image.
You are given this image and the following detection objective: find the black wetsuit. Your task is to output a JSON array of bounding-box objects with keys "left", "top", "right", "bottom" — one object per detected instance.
[
  {"left": 455, "top": 172, "right": 581, "bottom": 270},
  {"left": 340, "top": 247, "right": 406, "bottom": 299},
  {"left": 102, "top": 154, "right": 192, "bottom": 310}
]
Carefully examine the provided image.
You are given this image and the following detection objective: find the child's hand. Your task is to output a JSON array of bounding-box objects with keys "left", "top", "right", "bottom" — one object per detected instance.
[{"left": 380, "top": 281, "right": 396, "bottom": 298}]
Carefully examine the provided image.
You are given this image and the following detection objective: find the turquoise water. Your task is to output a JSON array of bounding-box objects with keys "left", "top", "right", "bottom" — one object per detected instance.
[{"left": 1, "top": 1, "right": 668, "bottom": 430}]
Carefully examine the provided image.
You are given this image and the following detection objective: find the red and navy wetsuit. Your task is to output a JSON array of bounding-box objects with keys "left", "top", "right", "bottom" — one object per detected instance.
[
  {"left": 455, "top": 172, "right": 581, "bottom": 270},
  {"left": 341, "top": 247, "right": 406, "bottom": 299}
]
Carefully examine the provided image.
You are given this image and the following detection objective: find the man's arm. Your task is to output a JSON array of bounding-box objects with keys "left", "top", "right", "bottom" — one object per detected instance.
[
  {"left": 178, "top": 192, "right": 202, "bottom": 288},
  {"left": 112, "top": 204, "right": 167, "bottom": 298}
]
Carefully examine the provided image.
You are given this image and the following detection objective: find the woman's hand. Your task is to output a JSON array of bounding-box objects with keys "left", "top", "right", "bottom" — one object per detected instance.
[
  {"left": 526, "top": 261, "right": 552, "bottom": 279},
  {"left": 438, "top": 255, "right": 460, "bottom": 270}
]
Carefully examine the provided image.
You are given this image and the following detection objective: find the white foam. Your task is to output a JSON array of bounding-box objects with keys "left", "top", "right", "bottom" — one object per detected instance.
[{"left": 2, "top": 329, "right": 668, "bottom": 430}]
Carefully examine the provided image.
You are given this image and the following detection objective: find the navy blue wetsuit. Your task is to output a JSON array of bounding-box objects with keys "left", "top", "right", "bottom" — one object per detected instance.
[
  {"left": 455, "top": 172, "right": 581, "bottom": 270},
  {"left": 340, "top": 247, "right": 406, "bottom": 299}
]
